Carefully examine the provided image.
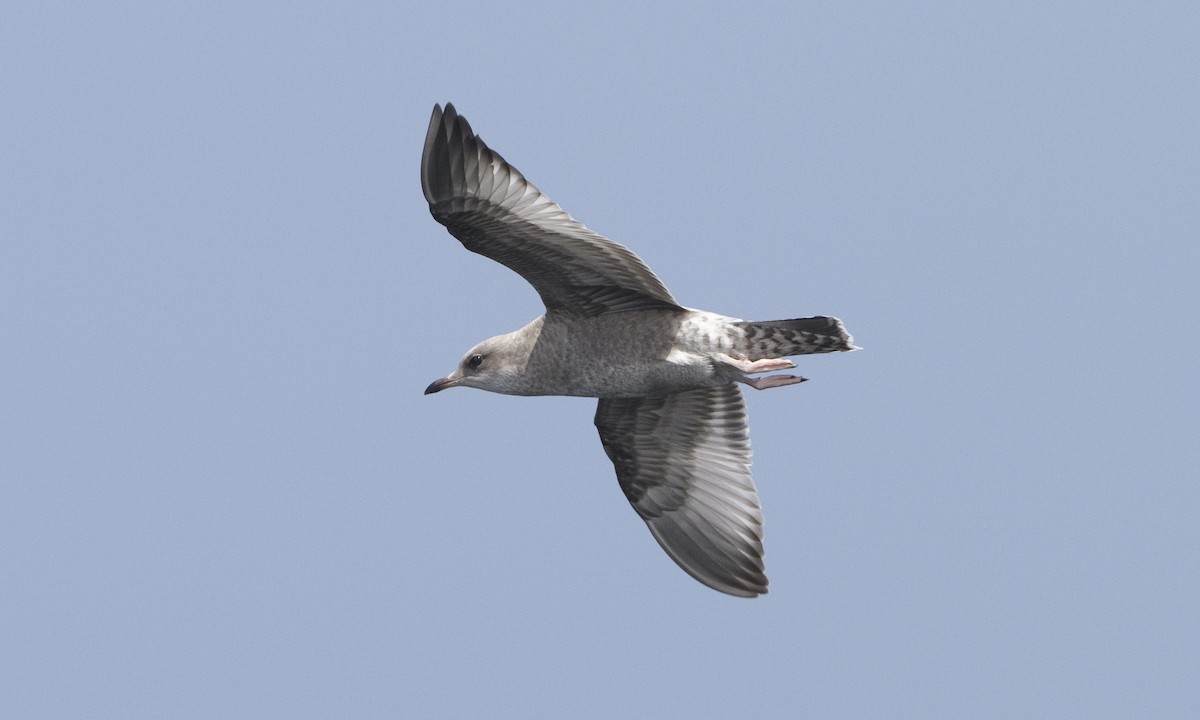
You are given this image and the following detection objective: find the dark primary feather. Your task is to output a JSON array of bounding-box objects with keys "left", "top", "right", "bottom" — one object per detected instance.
[
  {"left": 421, "top": 103, "right": 681, "bottom": 317},
  {"left": 595, "top": 385, "right": 768, "bottom": 597}
]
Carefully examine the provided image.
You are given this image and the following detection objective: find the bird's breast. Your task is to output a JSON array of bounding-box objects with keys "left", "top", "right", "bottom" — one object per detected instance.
[{"left": 519, "top": 311, "right": 721, "bottom": 398}]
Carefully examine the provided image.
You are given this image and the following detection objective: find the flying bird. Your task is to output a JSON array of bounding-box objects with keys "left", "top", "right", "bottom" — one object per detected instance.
[{"left": 421, "top": 103, "right": 856, "bottom": 597}]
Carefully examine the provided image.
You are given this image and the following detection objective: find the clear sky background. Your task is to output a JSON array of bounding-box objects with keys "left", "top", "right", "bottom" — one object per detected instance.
[{"left": 3, "top": 2, "right": 1197, "bottom": 718}]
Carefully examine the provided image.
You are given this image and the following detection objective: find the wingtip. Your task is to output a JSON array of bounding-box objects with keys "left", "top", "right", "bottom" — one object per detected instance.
[
  {"left": 430, "top": 102, "right": 465, "bottom": 133},
  {"left": 713, "top": 575, "right": 769, "bottom": 598},
  {"left": 422, "top": 102, "right": 482, "bottom": 206},
  {"left": 644, "top": 514, "right": 769, "bottom": 598},
  {"left": 422, "top": 103, "right": 460, "bottom": 205}
]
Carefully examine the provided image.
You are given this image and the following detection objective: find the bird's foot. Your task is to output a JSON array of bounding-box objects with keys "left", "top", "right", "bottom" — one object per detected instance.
[
  {"left": 713, "top": 354, "right": 796, "bottom": 374},
  {"left": 712, "top": 354, "right": 806, "bottom": 391},
  {"left": 737, "top": 374, "right": 808, "bottom": 391}
]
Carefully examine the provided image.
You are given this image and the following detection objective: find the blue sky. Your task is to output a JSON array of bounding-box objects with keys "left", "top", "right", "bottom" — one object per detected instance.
[{"left": 3, "top": 2, "right": 1197, "bottom": 718}]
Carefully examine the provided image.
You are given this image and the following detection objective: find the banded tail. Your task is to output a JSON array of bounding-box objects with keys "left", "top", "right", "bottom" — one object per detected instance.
[{"left": 733, "top": 316, "right": 858, "bottom": 360}]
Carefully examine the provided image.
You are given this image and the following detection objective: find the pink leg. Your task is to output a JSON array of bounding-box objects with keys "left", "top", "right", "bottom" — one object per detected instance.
[
  {"left": 736, "top": 374, "right": 808, "bottom": 391},
  {"left": 713, "top": 353, "right": 806, "bottom": 391},
  {"left": 713, "top": 354, "right": 796, "bottom": 374}
]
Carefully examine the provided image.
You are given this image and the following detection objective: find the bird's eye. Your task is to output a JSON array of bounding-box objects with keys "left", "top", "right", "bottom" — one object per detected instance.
[{"left": 467, "top": 354, "right": 484, "bottom": 369}]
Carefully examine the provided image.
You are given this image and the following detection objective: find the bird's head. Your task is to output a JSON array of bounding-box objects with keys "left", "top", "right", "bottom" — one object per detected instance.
[{"left": 424, "top": 334, "right": 526, "bottom": 396}]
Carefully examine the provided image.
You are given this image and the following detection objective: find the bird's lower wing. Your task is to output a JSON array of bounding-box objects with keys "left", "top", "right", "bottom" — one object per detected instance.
[{"left": 594, "top": 385, "right": 767, "bottom": 597}]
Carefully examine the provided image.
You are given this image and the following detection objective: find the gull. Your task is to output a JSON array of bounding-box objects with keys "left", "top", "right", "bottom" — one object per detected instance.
[{"left": 421, "top": 103, "right": 857, "bottom": 597}]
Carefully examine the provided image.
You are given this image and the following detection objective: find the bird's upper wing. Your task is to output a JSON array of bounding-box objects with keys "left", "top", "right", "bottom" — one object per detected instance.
[
  {"left": 594, "top": 385, "right": 767, "bottom": 597},
  {"left": 422, "top": 103, "right": 681, "bottom": 317}
]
